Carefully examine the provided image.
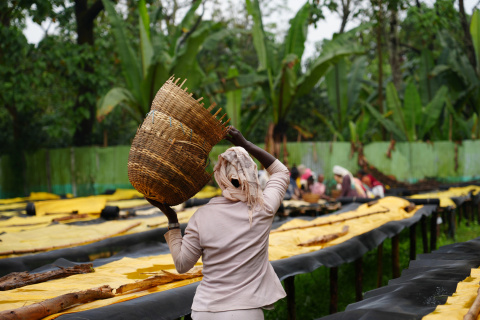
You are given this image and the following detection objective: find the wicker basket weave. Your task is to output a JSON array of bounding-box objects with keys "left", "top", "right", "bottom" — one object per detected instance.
[{"left": 128, "top": 76, "right": 230, "bottom": 205}]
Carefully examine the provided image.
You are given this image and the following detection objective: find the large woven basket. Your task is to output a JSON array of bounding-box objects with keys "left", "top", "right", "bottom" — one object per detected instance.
[{"left": 128, "top": 76, "right": 230, "bottom": 205}]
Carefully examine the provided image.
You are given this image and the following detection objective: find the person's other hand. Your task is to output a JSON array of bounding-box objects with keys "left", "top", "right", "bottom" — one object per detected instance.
[
  {"left": 225, "top": 126, "right": 248, "bottom": 148},
  {"left": 145, "top": 197, "right": 178, "bottom": 223}
]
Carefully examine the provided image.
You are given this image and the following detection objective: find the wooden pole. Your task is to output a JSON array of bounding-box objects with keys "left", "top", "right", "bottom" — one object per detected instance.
[
  {"left": 448, "top": 208, "right": 456, "bottom": 240},
  {"left": 330, "top": 267, "right": 338, "bottom": 314},
  {"left": 421, "top": 215, "right": 429, "bottom": 253},
  {"left": 0, "top": 264, "right": 93, "bottom": 291},
  {"left": 0, "top": 285, "right": 114, "bottom": 320},
  {"left": 285, "top": 276, "right": 296, "bottom": 320},
  {"left": 392, "top": 235, "right": 400, "bottom": 279},
  {"left": 377, "top": 242, "right": 383, "bottom": 288},
  {"left": 355, "top": 257, "right": 363, "bottom": 302},
  {"left": 430, "top": 210, "right": 438, "bottom": 252},
  {"left": 464, "top": 285, "right": 480, "bottom": 320},
  {"left": 409, "top": 223, "right": 416, "bottom": 261}
]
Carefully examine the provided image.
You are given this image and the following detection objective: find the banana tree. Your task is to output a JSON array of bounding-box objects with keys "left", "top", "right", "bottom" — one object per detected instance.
[
  {"left": 365, "top": 81, "right": 449, "bottom": 141},
  {"left": 245, "top": 0, "right": 364, "bottom": 157},
  {"left": 314, "top": 55, "right": 368, "bottom": 141},
  {"left": 97, "top": 0, "right": 220, "bottom": 122},
  {"left": 428, "top": 25, "right": 480, "bottom": 139}
]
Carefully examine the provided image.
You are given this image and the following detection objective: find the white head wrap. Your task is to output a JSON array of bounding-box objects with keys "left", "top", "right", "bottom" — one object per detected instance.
[
  {"left": 213, "top": 147, "right": 264, "bottom": 226},
  {"left": 333, "top": 165, "right": 366, "bottom": 197}
]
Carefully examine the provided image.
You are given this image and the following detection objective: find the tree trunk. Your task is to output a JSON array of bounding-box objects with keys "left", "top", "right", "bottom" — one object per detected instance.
[
  {"left": 459, "top": 0, "right": 477, "bottom": 70},
  {"left": 72, "top": 0, "right": 105, "bottom": 146},
  {"left": 388, "top": 8, "right": 402, "bottom": 90},
  {"left": 374, "top": 0, "right": 386, "bottom": 139},
  {"left": 339, "top": 0, "right": 352, "bottom": 34}
]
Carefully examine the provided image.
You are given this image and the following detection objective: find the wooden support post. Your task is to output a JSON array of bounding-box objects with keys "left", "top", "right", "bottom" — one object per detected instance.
[
  {"left": 421, "top": 215, "right": 429, "bottom": 253},
  {"left": 355, "top": 257, "right": 363, "bottom": 302},
  {"left": 458, "top": 205, "right": 463, "bottom": 225},
  {"left": 330, "top": 267, "right": 338, "bottom": 314},
  {"left": 377, "top": 242, "right": 383, "bottom": 288},
  {"left": 409, "top": 223, "right": 416, "bottom": 261},
  {"left": 430, "top": 210, "right": 438, "bottom": 252},
  {"left": 477, "top": 201, "right": 480, "bottom": 224},
  {"left": 448, "top": 208, "right": 456, "bottom": 240},
  {"left": 285, "top": 276, "right": 296, "bottom": 320},
  {"left": 392, "top": 235, "right": 400, "bottom": 279}
]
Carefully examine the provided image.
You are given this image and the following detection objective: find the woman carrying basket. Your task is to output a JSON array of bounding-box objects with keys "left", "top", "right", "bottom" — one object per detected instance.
[{"left": 147, "top": 126, "right": 289, "bottom": 320}]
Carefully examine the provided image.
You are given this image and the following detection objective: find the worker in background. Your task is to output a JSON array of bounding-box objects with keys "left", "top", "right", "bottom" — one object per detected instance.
[
  {"left": 333, "top": 165, "right": 367, "bottom": 198},
  {"left": 358, "top": 170, "right": 385, "bottom": 198}
]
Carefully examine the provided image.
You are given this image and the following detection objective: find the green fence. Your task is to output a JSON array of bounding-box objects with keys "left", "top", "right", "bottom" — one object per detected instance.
[{"left": 1, "top": 141, "right": 479, "bottom": 199}]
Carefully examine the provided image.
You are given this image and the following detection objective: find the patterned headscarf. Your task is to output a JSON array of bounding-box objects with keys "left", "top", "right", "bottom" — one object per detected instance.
[{"left": 213, "top": 147, "right": 264, "bottom": 226}]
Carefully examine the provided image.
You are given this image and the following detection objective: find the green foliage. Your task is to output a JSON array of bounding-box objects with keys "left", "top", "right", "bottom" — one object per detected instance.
[{"left": 470, "top": 10, "right": 480, "bottom": 75}]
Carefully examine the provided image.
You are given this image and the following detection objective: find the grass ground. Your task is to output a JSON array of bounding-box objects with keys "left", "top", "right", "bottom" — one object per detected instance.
[{"left": 263, "top": 212, "right": 480, "bottom": 320}]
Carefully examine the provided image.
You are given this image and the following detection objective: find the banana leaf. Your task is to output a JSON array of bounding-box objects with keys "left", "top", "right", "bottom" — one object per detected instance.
[
  {"left": 470, "top": 9, "right": 480, "bottom": 75},
  {"left": 284, "top": 2, "right": 310, "bottom": 73},
  {"left": 313, "top": 110, "right": 345, "bottom": 141},
  {"left": 246, "top": 0, "right": 268, "bottom": 71},
  {"left": 364, "top": 102, "right": 407, "bottom": 140},
  {"left": 347, "top": 56, "right": 367, "bottom": 111},
  {"left": 419, "top": 86, "right": 448, "bottom": 139},
  {"left": 225, "top": 67, "right": 242, "bottom": 129},
  {"left": 385, "top": 82, "right": 408, "bottom": 140},
  {"left": 403, "top": 81, "right": 421, "bottom": 140},
  {"left": 171, "top": 22, "right": 217, "bottom": 91},
  {"left": 102, "top": 0, "right": 142, "bottom": 103},
  {"left": 296, "top": 44, "right": 364, "bottom": 98},
  {"left": 326, "top": 57, "right": 348, "bottom": 130},
  {"left": 96, "top": 87, "right": 139, "bottom": 122},
  {"left": 170, "top": 0, "right": 202, "bottom": 56}
]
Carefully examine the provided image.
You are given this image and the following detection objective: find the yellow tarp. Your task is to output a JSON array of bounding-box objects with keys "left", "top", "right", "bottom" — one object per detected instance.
[
  {"left": 0, "top": 214, "right": 97, "bottom": 233},
  {"left": 0, "top": 192, "right": 62, "bottom": 205},
  {"left": 0, "top": 220, "right": 142, "bottom": 256},
  {"left": 33, "top": 197, "right": 108, "bottom": 216},
  {"left": 269, "top": 196, "right": 419, "bottom": 260},
  {"left": 410, "top": 185, "right": 480, "bottom": 209},
  {"left": 423, "top": 267, "right": 480, "bottom": 320},
  {"left": 0, "top": 196, "right": 422, "bottom": 317},
  {"left": 0, "top": 255, "right": 203, "bottom": 318},
  {"left": 0, "top": 208, "right": 197, "bottom": 255},
  {"left": 192, "top": 185, "right": 222, "bottom": 199},
  {"left": 106, "top": 199, "right": 149, "bottom": 209}
]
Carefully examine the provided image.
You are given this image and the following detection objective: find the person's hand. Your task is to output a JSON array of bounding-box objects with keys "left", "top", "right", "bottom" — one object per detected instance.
[
  {"left": 145, "top": 197, "right": 178, "bottom": 223},
  {"left": 225, "top": 126, "right": 249, "bottom": 148}
]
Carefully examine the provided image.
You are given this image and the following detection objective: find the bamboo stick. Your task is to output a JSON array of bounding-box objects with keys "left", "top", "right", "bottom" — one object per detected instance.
[
  {"left": 212, "top": 108, "right": 222, "bottom": 117},
  {"left": 271, "top": 209, "right": 389, "bottom": 233},
  {"left": 464, "top": 284, "right": 480, "bottom": 320},
  {"left": 0, "top": 264, "right": 94, "bottom": 291},
  {"left": 52, "top": 214, "right": 89, "bottom": 222},
  {"left": 0, "top": 285, "right": 114, "bottom": 320},
  {"left": 207, "top": 103, "right": 217, "bottom": 112},
  {"left": 298, "top": 226, "right": 349, "bottom": 247},
  {"left": 116, "top": 268, "right": 202, "bottom": 294}
]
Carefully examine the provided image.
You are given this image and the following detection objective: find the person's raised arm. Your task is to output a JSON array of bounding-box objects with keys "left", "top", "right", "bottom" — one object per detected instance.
[{"left": 225, "top": 126, "right": 276, "bottom": 168}]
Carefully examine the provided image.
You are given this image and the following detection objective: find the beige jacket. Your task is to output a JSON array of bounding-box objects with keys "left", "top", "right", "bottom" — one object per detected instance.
[{"left": 164, "top": 160, "right": 289, "bottom": 312}]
